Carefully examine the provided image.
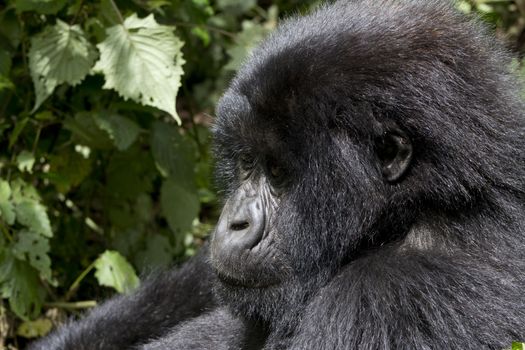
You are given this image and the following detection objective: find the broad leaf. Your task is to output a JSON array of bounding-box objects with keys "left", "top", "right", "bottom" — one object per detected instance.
[
  {"left": 47, "top": 149, "right": 92, "bottom": 193},
  {"left": 16, "top": 150, "right": 35, "bottom": 173},
  {"left": 106, "top": 145, "right": 156, "bottom": 200},
  {"left": 15, "top": 200, "right": 53, "bottom": 238},
  {"left": 216, "top": 0, "right": 256, "bottom": 13},
  {"left": 93, "top": 14, "right": 185, "bottom": 123},
  {"left": 0, "top": 75, "right": 14, "bottom": 92},
  {"left": 0, "top": 251, "right": 44, "bottom": 320},
  {"left": 13, "top": 230, "right": 52, "bottom": 282},
  {"left": 9, "top": 117, "right": 29, "bottom": 149},
  {"left": 94, "top": 114, "right": 141, "bottom": 151},
  {"left": 15, "top": 0, "right": 66, "bottom": 14},
  {"left": 512, "top": 342, "right": 525, "bottom": 350},
  {"left": 135, "top": 234, "right": 173, "bottom": 269},
  {"left": 63, "top": 112, "right": 113, "bottom": 149},
  {"left": 225, "top": 20, "right": 269, "bottom": 71},
  {"left": 17, "top": 318, "right": 53, "bottom": 338},
  {"left": 10, "top": 179, "right": 41, "bottom": 203},
  {"left": 151, "top": 121, "right": 195, "bottom": 182},
  {"left": 161, "top": 177, "right": 200, "bottom": 234},
  {"left": 0, "top": 50, "right": 11, "bottom": 76},
  {"left": 29, "top": 20, "right": 96, "bottom": 112},
  {"left": 94, "top": 250, "right": 139, "bottom": 293},
  {"left": 0, "top": 180, "right": 15, "bottom": 225}
]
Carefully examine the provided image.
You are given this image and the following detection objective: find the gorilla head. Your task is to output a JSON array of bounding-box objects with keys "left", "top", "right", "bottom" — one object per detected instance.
[{"left": 209, "top": 0, "right": 525, "bottom": 338}]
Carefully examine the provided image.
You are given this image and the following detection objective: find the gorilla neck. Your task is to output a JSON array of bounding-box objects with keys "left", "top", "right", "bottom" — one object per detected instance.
[
  {"left": 217, "top": 272, "right": 330, "bottom": 344},
  {"left": 400, "top": 190, "right": 524, "bottom": 254}
]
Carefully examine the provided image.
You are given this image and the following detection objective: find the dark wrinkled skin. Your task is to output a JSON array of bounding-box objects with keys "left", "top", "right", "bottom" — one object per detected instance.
[{"left": 30, "top": 1, "right": 525, "bottom": 349}]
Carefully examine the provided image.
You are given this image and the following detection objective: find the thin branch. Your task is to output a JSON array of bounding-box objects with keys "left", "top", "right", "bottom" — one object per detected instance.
[
  {"left": 44, "top": 301, "right": 97, "bottom": 309},
  {"left": 108, "top": 0, "right": 124, "bottom": 24},
  {"left": 65, "top": 260, "right": 96, "bottom": 301},
  {"left": 32, "top": 125, "right": 42, "bottom": 154},
  {"left": 70, "top": 0, "right": 85, "bottom": 25},
  {"left": 172, "top": 22, "right": 236, "bottom": 39}
]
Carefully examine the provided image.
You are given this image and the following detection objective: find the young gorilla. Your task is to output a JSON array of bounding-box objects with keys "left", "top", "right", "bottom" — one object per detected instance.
[{"left": 30, "top": 0, "right": 525, "bottom": 349}]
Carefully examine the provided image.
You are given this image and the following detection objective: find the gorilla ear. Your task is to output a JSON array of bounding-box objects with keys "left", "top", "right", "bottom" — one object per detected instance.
[{"left": 375, "top": 126, "right": 412, "bottom": 182}]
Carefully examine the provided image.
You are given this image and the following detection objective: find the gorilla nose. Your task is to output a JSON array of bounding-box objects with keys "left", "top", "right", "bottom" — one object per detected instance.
[
  {"left": 229, "top": 220, "right": 250, "bottom": 231},
  {"left": 214, "top": 195, "right": 265, "bottom": 251}
]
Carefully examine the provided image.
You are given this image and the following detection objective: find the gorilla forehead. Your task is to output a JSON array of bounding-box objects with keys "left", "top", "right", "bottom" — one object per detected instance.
[{"left": 216, "top": 0, "right": 494, "bottom": 140}]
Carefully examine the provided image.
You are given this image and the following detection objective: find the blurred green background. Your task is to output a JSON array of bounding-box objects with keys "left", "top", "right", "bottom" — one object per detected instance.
[{"left": 0, "top": 0, "right": 523, "bottom": 348}]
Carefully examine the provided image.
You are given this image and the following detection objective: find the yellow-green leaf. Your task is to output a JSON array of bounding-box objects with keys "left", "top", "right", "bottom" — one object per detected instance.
[
  {"left": 93, "top": 14, "right": 185, "bottom": 123},
  {"left": 94, "top": 250, "right": 139, "bottom": 294},
  {"left": 17, "top": 318, "right": 53, "bottom": 338},
  {"left": 29, "top": 20, "right": 97, "bottom": 112}
]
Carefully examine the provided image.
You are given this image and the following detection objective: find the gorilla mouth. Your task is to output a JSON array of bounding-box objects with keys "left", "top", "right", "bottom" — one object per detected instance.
[{"left": 216, "top": 271, "right": 279, "bottom": 289}]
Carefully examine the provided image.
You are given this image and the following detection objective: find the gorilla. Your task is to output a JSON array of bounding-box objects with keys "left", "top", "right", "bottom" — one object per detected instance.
[{"left": 30, "top": 0, "right": 525, "bottom": 349}]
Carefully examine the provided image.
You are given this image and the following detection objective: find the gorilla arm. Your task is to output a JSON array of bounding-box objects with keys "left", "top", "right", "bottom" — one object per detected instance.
[
  {"left": 28, "top": 245, "right": 216, "bottom": 350},
  {"left": 137, "top": 307, "right": 267, "bottom": 350},
  {"left": 286, "top": 246, "right": 524, "bottom": 350}
]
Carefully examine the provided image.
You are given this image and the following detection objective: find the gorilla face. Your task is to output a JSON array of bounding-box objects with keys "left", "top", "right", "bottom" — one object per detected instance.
[
  {"left": 209, "top": 36, "right": 414, "bottom": 324},
  {"left": 209, "top": 0, "right": 524, "bottom": 330},
  {"left": 210, "top": 89, "right": 413, "bottom": 326}
]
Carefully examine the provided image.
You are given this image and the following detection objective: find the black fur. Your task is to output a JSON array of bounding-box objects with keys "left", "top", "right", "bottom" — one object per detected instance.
[
  {"left": 29, "top": 247, "right": 216, "bottom": 349},
  {"left": 30, "top": 0, "right": 525, "bottom": 349}
]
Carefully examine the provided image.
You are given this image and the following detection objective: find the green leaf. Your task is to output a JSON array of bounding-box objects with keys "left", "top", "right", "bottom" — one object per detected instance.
[
  {"left": 106, "top": 145, "right": 156, "bottom": 200},
  {"left": 216, "top": 0, "right": 256, "bottom": 13},
  {"left": 10, "top": 179, "right": 41, "bottom": 203},
  {"left": 47, "top": 148, "right": 92, "bottom": 193},
  {"left": 94, "top": 250, "right": 139, "bottom": 293},
  {"left": 13, "top": 230, "right": 52, "bottom": 282},
  {"left": 16, "top": 150, "right": 35, "bottom": 173},
  {"left": 29, "top": 20, "right": 97, "bottom": 112},
  {"left": 17, "top": 318, "right": 53, "bottom": 338},
  {"left": 93, "top": 14, "right": 185, "bottom": 123},
  {"left": 0, "top": 251, "right": 44, "bottom": 320},
  {"left": 160, "top": 177, "right": 200, "bottom": 234},
  {"left": 512, "top": 342, "right": 525, "bottom": 350},
  {"left": 9, "top": 117, "right": 29, "bottom": 149},
  {"left": 63, "top": 112, "right": 113, "bottom": 149},
  {"left": 151, "top": 121, "right": 195, "bottom": 182},
  {"left": 0, "top": 180, "right": 15, "bottom": 225},
  {"left": 0, "top": 50, "right": 12, "bottom": 76},
  {"left": 225, "top": 20, "right": 269, "bottom": 71},
  {"left": 0, "top": 75, "right": 14, "bottom": 92},
  {"left": 15, "top": 0, "right": 66, "bottom": 14},
  {"left": 15, "top": 200, "right": 53, "bottom": 238},
  {"left": 34, "top": 111, "right": 55, "bottom": 121},
  {"left": 94, "top": 114, "right": 141, "bottom": 151},
  {"left": 135, "top": 234, "right": 173, "bottom": 269},
  {"left": 191, "top": 26, "right": 210, "bottom": 46},
  {"left": 134, "top": 193, "right": 154, "bottom": 224}
]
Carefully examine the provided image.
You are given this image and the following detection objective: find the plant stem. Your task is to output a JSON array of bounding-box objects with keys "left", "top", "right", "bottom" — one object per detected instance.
[
  {"left": 108, "top": 0, "right": 124, "bottom": 24},
  {"left": 45, "top": 301, "right": 97, "bottom": 309},
  {"left": 70, "top": 0, "right": 85, "bottom": 25},
  {"left": 65, "top": 260, "right": 96, "bottom": 301},
  {"left": 0, "top": 222, "right": 13, "bottom": 242},
  {"left": 172, "top": 22, "right": 236, "bottom": 39}
]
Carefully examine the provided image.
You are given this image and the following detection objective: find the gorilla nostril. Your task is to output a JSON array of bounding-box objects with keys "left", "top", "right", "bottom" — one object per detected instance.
[{"left": 230, "top": 221, "right": 250, "bottom": 231}]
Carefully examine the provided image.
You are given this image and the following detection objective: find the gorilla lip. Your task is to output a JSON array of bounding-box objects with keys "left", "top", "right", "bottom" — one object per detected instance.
[{"left": 216, "top": 271, "right": 278, "bottom": 289}]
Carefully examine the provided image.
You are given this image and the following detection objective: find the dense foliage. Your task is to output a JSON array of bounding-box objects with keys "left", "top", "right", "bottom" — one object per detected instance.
[{"left": 0, "top": 0, "right": 523, "bottom": 348}]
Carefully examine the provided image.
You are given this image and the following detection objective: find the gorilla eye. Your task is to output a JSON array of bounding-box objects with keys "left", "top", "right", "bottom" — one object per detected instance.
[
  {"left": 239, "top": 154, "right": 255, "bottom": 176},
  {"left": 270, "top": 165, "right": 283, "bottom": 179},
  {"left": 266, "top": 161, "right": 287, "bottom": 187}
]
